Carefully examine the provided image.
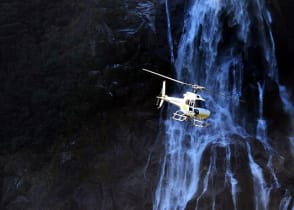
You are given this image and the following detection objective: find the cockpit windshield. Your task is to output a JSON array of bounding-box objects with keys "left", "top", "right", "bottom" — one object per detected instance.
[
  {"left": 186, "top": 99, "right": 206, "bottom": 108},
  {"left": 195, "top": 100, "right": 206, "bottom": 108}
]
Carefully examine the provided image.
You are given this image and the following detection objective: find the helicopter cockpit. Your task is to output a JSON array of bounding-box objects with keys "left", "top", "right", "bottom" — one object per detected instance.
[
  {"left": 183, "top": 92, "right": 207, "bottom": 116},
  {"left": 196, "top": 99, "right": 206, "bottom": 108},
  {"left": 186, "top": 98, "right": 207, "bottom": 116},
  {"left": 185, "top": 99, "right": 207, "bottom": 109}
]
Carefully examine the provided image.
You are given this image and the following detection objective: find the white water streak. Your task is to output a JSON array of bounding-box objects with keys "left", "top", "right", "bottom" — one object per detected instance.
[
  {"left": 165, "top": 0, "right": 175, "bottom": 64},
  {"left": 267, "top": 156, "right": 280, "bottom": 189},
  {"left": 256, "top": 82, "right": 266, "bottom": 140},
  {"left": 279, "top": 190, "right": 292, "bottom": 210},
  {"left": 247, "top": 143, "right": 270, "bottom": 210},
  {"left": 256, "top": 82, "right": 272, "bottom": 152},
  {"left": 225, "top": 146, "right": 238, "bottom": 210},
  {"left": 195, "top": 147, "right": 217, "bottom": 210},
  {"left": 279, "top": 85, "right": 294, "bottom": 157}
]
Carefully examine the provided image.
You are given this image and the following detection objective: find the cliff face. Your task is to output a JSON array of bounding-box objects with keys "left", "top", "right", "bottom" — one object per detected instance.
[
  {"left": 0, "top": 0, "right": 293, "bottom": 210},
  {"left": 0, "top": 0, "right": 163, "bottom": 148},
  {"left": 1, "top": 1, "right": 165, "bottom": 209},
  {"left": 272, "top": 0, "right": 294, "bottom": 87}
]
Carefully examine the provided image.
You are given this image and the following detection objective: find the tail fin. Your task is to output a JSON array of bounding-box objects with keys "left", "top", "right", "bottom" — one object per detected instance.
[{"left": 156, "top": 81, "right": 166, "bottom": 109}]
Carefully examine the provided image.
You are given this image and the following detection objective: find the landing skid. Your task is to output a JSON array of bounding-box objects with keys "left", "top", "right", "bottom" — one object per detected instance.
[
  {"left": 172, "top": 110, "right": 187, "bottom": 121},
  {"left": 193, "top": 119, "right": 209, "bottom": 128},
  {"left": 172, "top": 110, "right": 209, "bottom": 128}
]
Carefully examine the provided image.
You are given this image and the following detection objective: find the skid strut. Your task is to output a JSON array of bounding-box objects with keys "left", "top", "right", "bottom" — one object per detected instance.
[
  {"left": 193, "top": 119, "right": 209, "bottom": 127},
  {"left": 172, "top": 110, "right": 187, "bottom": 122}
]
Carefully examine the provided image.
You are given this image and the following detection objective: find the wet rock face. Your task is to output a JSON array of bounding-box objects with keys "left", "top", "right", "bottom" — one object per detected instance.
[
  {"left": 0, "top": 0, "right": 162, "bottom": 149},
  {"left": 272, "top": 0, "right": 294, "bottom": 89}
]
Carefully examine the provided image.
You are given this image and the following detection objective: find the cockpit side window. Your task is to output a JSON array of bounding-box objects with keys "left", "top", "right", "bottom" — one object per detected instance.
[{"left": 186, "top": 99, "right": 206, "bottom": 109}]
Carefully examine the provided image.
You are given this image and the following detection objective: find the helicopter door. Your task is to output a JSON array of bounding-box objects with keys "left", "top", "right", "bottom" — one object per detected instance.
[
  {"left": 188, "top": 100, "right": 194, "bottom": 111},
  {"left": 187, "top": 100, "right": 199, "bottom": 115}
]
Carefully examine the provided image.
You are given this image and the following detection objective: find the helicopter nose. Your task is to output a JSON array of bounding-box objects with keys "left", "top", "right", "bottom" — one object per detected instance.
[{"left": 198, "top": 108, "right": 210, "bottom": 119}]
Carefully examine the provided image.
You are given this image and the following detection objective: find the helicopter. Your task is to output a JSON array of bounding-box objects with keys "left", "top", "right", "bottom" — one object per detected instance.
[{"left": 142, "top": 68, "right": 211, "bottom": 127}]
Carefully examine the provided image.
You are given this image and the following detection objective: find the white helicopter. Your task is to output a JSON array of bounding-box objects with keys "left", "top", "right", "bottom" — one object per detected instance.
[{"left": 142, "top": 68, "right": 211, "bottom": 127}]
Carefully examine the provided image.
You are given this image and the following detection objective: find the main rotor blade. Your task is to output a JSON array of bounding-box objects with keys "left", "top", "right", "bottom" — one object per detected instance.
[
  {"left": 142, "top": 68, "right": 244, "bottom": 102},
  {"left": 142, "top": 68, "right": 192, "bottom": 86}
]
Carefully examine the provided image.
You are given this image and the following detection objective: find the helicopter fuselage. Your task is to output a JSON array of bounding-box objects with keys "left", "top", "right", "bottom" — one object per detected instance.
[{"left": 158, "top": 91, "right": 211, "bottom": 120}]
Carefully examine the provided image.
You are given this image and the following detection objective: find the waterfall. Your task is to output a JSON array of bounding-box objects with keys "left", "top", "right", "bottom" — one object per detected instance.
[{"left": 154, "top": 0, "right": 294, "bottom": 209}]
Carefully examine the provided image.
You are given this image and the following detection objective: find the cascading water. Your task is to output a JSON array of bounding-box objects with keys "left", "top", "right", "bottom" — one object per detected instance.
[
  {"left": 279, "top": 85, "right": 294, "bottom": 156},
  {"left": 154, "top": 0, "right": 294, "bottom": 210},
  {"left": 256, "top": 82, "right": 272, "bottom": 151},
  {"left": 247, "top": 142, "right": 270, "bottom": 210},
  {"left": 256, "top": 82, "right": 267, "bottom": 144},
  {"left": 256, "top": 81, "right": 280, "bottom": 190}
]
